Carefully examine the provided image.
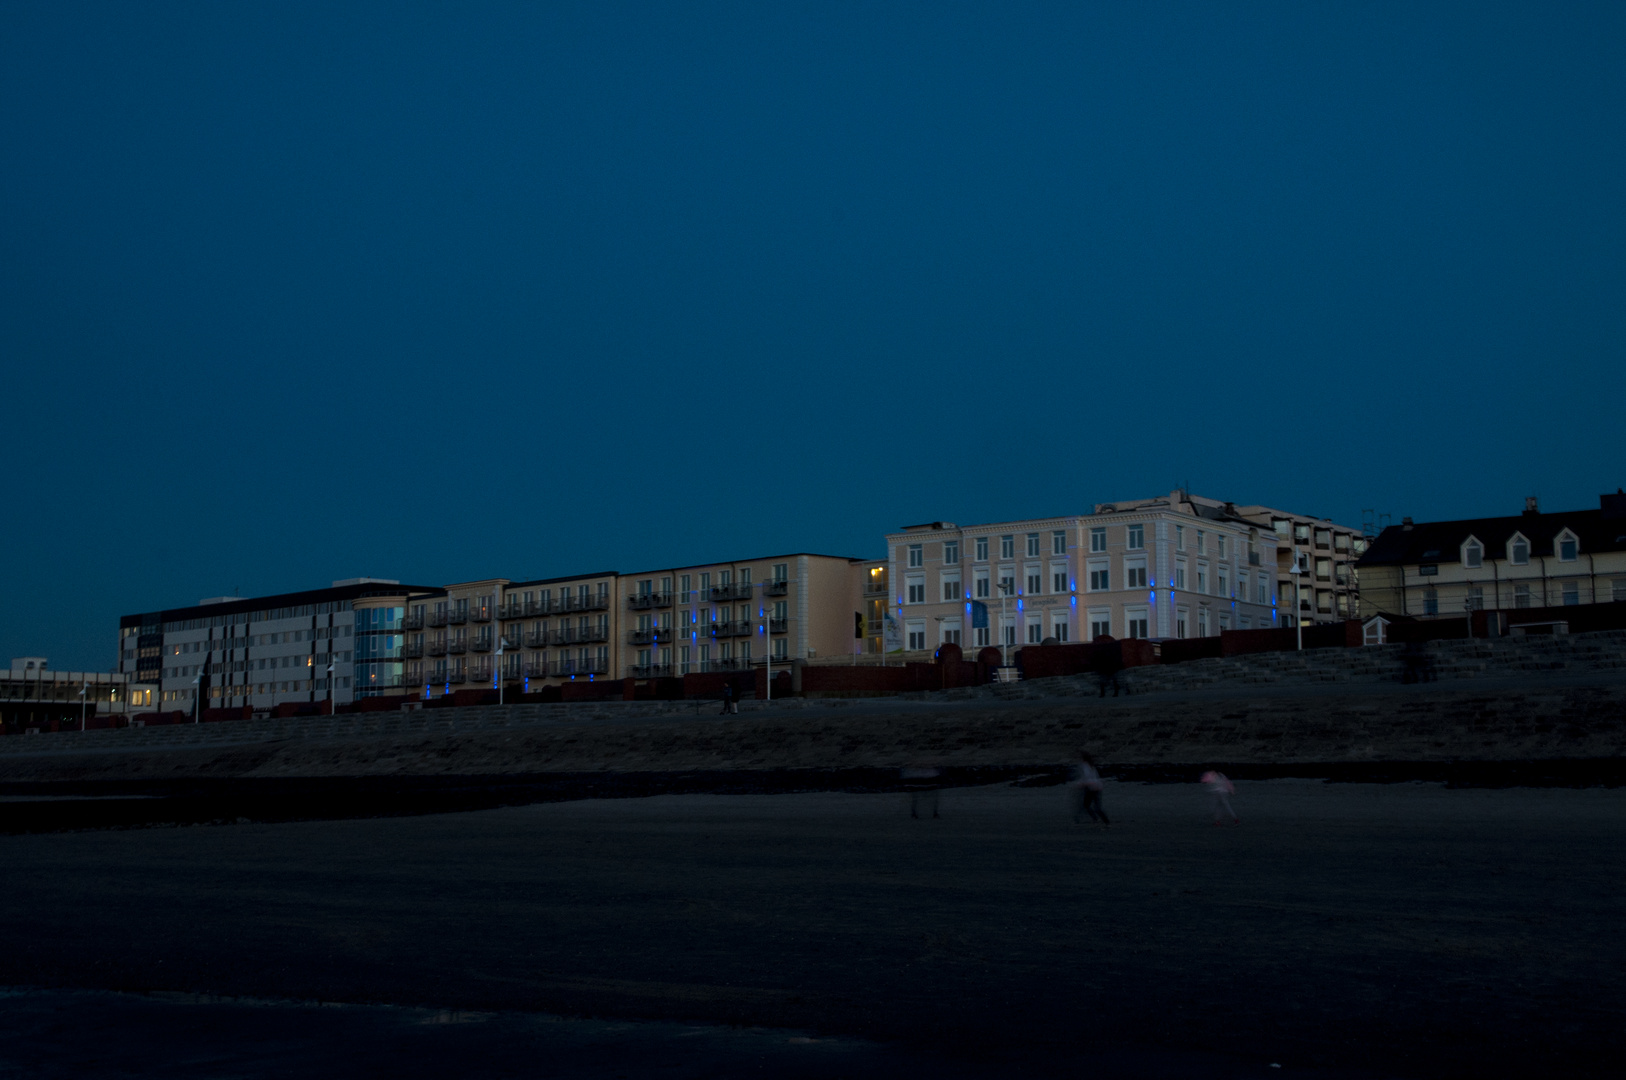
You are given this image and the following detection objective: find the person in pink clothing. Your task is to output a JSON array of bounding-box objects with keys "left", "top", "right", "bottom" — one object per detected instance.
[{"left": 1201, "top": 770, "right": 1238, "bottom": 825}]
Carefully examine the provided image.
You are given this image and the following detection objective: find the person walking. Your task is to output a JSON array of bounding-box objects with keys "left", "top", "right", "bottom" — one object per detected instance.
[
  {"left": 1069, "top": 751, "right": 1110, "bottom": 826},
  {"left": 719, "top": 681, "right": 735, "bottom": 715},
  {"left": 1093, "top": 634, "right": 1124, "bottom": 698},
  {"left": 902, "top": 764, "right": 942, "bottom": 819},
  {"left": 1201, "top": 769, "right": 1238, "bottom": 825}
]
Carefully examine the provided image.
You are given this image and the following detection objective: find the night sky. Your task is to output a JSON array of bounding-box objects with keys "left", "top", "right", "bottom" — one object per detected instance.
[{"left": 4, "top": 2, "right": 1623, "bottom": 670}]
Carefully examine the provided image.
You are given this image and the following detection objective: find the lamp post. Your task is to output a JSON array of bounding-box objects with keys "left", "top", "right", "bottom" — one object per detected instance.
[
  {"left": 496, "top": 634, "right": 504, "bottom": 705},
  {"left": 1289, "top": 561, "right": 1304, "bottom": 651},
  {"left": 999, "top": 580, "right": 1014, "bottom": 668},
  {"left": 79, "top": 681, "right": 87, "bottom": 732},
  {"left": 761, "top": 582, "right": 771, "bottom": 703}
]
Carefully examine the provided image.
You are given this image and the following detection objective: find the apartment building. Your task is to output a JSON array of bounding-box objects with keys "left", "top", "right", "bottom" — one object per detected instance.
[
  {"left": 884, "top": 499, "right": 1280, "bottom": 655},
  {"left": 1355, "top": 493, "right": 1626, "bottom": 619},
  {"left": 613, "top": 553, "right": 868, "bottom": 678},
  {"left": 117, "top": 579, "right": 444, "bottom": 712},
  {"left": 1108, "top": 491, "right": 1367, "bottom": 625}
]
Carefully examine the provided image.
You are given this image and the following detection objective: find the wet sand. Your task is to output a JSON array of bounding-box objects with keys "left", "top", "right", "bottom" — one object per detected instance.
[{"left": 1, "top": 780, "right": 1622, "bottom": 1078}]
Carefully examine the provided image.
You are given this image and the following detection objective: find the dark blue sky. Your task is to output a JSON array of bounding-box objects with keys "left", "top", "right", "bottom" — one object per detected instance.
[{"left": 4, "top": 2, "right": 1624, "bottom": 669}]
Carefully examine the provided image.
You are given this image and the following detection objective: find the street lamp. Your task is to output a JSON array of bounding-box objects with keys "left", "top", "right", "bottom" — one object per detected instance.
[
  {"left": 999, "top": 580, "right": 1015, "bottom": 669},
  {"left": 1289, "top": 561, "right": 1304, "bottom": 651},
  {"left": 78, "top": 681, "right": 87, "bottom": 732}
]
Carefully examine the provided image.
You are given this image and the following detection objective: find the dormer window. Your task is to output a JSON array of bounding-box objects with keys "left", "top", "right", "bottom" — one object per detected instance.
[
  {"left": 1556, "top": 530, "right": 1579, "bottom": 562},
  {"left": 1462, "top": 537, "right": 1483, "bottom": 569},
  {"left": 1509, "top": 534, "right": 1530, "bottom": 566}
]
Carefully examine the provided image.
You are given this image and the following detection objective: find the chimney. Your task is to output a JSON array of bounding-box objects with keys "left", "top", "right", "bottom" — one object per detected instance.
[
  {"left": 1524, "top": 496, "right": 1540, "bottom": 516},
  {"left": 1602, "top": 489, "right": 1626, "bottom": 521},
  {"left": 1401, "top": 517, "right": 1414, "bottom": 530}
]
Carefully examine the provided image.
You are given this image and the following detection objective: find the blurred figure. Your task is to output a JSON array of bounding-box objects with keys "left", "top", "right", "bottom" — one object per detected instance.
[
  {"left": 1068, "top": 751, "right": 1110, "bottom": 826},
  {"left": 902, "top": 764, "right": 941, "bottom": 819},
  {"left": 1201, "top": 769, "right": 1238, "bottom": 825},
  {"left": 1093, "top": 635, "right": 1124, "bottom": 698}
]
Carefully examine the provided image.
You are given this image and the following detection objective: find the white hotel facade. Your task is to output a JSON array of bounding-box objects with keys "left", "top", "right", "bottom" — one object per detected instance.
[{"left": 884, "top": 491, "right": 1281, "bottom": 654}]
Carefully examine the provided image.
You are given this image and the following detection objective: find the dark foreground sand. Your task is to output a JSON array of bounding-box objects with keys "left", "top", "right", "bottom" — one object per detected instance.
[{"left": 1, "top": 780, "right": 1623, "bottom": 1078}]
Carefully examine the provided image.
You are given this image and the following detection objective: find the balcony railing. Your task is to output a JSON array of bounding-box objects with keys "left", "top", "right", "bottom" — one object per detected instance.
[
  {"left": 709, "top": 656, "right": 752, "bottom": 671},
  {"left": 716, "top": 620, "right": 755, "bottom": 637},
  {"left": 766, "top": 580, "right": 789, "bottom": 596},
  {"left": 631, "top": 664, "right": 673, "bottom": 678},
  {"left": 862, "top": 582, "right": 888, "bottom": 596},
  {"left": 427, "top": 642, "right": 448, "bottom": 657},
  {"left": 582, "top": 593, "right": 610, "bottom": 611},
  {"left": 448, "top": 610, "right": 468, "bottom": 625},
  {"left": 628, "top": 627, "right": 675, "bottom": 646},
  {"left": 469, "top": 667, "right": 494, "bottom": 682},
  {"left": 447, "top": 640, "right": 467, "bottom": 654},
  {"left": 768, "top": 618, "right": 788, "bottom": 634},
  {"left": 549, "top": 658, "right": 610, "bottom": 677},
  {"left": 470, "top": 638, "right": 493, "bottom": 653},
  {"left": 428, "top": 612, "right": 449, "bottom": 628},
  {"left": 470, "top": 608, "right": 491, "bottom": 623},
  {"left": 523, "top": 662, "right": 549, "bottom": 678},
  {"left": 579, "top": 626, "right": 610, "bottom": 644},
  {"left": 523, "top": 631, "right": 547, "bottom": 648},
  {"left": 626, "top": 593, "right": 674, "bottom": 610},
  {"left": 496, "top": 604, "right": 526, "bottom": 621},
  {"left": 403, "top": 613, "right": 425, "bottom": 630},
  {"left": 446, "top": 669, "right": 467, "bottom": 684},
  {"left": 499, "top": 635, "right": 523, "bottom": 651},
  {"left": 709, "top": 584, "right": 753, "bottom": 602},
  {"left": 404, "top": 642, "right": 425, "bottom": 659}
]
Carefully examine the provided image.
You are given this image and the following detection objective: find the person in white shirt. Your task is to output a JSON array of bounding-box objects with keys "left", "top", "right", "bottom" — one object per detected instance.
[
  {"left": 1201, "top": 769, "right": 1238, "bottom": 825},
  {"left": 1069, "top": 751, "right": 1109, "bottom": 826}
]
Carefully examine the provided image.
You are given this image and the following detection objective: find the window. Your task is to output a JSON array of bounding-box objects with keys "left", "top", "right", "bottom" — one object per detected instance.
[
  {"left": 906, "top": 575, "right": 926, "bottom": 604},
  {"left": 1001, "top": 535, "right": 1015, "bottom": 559},
  {"left": 1126, "top": 611, "right": 1149, "bottom": 639},
  {"left": 1175, "top": 609, "right": 1188, "bottom": 638},
  {"left": 942, "top": 576, "right": 961, "bottom": 601},
  {"left": 1199, "top": 608, "right": 1210, "bottom": 637},
  {"left": 1003, "top": 621, "right": 1017, "bottom": 646},
  {"left": 1090, "top": 528, "right": 1106, "bottom": 552},
  {"left": 1273, "top": 518, "right": 1290, "bottom": 539},
  {"left": 975, "top": 626, "right": 991, "bottom": 647},
  {"left": 1423, "top": 588, "right": 1439, "bottom": 616},
  {"left": 1196, "top": 564, "right": 1208, "bottom": 593},
  {"left": 1089, "top": 613, "right": 1111, "bottom": 640},
  {"left": 1052, "top": 564, "right": 1068, "bottom": 593},
  {"left": 1175, "top": 525, "right": 1185, "bottom": 551},
  {"left": 1466, "top": 587, "right": 1483, "bottom": 611},
  {"left": 1510, "top": 536, "right": 1530, "bottom": 565},
  {"left": 1217, "top": 568, "right": 1228, "bottom": 597},
  {"left": 1257, "top": 579, "right": 1269, "bottom": 605},
  {"left": 1614, "top": 580, "right": 1626, "bottom": 602},
  {"left": 1216, "top": 535, "right": 1227, "bottom": 559},
  {"left": 1126, "top": 524, "right": 1145, "bottom": 550},
  {"left": 1335, "top": 534, "right": 1351, "bottom": 554},
  {"left": 1196, "top": 529, "right": 1206, "bottom": 554},
  {"left": 1316, "top": 557, "right": 1332, "bottom": 581},
  {"left": 1513, "top": 584, "right": 1531, "bottom": 608},
  {"left": 773, "top": 563, "right": 788, "bottom": 582},
  {"left": 1088, "top": 561, "right": 1110, "bottom": 591},
  {"left": 1125, "top": 561, "right": 1147, "bottom": 589},
  {"left": 1238, "top": 572, "right": 1249, "bottom": 601},
  {"left": 1462, "top": 540, "right": 1483, "bottom": 569},
  {"left": 1050, "top": 615, "right": 1069, "bottom": 642},
  {"left": 999, "top": 569, "right": 1015, "bottom": 595},
  {"left": 1027, "top": 621, "right": 1044, "bottom": 644},
  {"left": 943, "top": 541, "right": 959, "bottom": 565},
  {"left": 1174, "top": 561, "right": 1187, "bottom": 590},
  {"left": 1052, "top": 530, "right": 1066, "bottom": 556},
  {"left": 1026, "top": 533, "right": 1040, "bottom": 557},
  {"left": 772, "top": 638, "right": 788, "bottom": 660},
  {"left": 974, "top": 571, "right": 990, "bottom": 598},
  {"left": 975, "top": 537, "right": 988, "bottom": 561},
  {"left": 1026, "top": 569, "right": 1042, "bottom": 594},
  {"left": 1557, "top": 533, "right": 1578, "bottom": 562},
  {"left": 1219, "top": 613, "right": 1231, "bottom": 632},
  {"left": 908, "top": 544, "right": 923, "bottom": 568},
  {"left": 907, "top": 622, "right": 926, "bottom": 651},
  {"left": 1562, "top": 581, "right": 1580, "bottom": 606}
]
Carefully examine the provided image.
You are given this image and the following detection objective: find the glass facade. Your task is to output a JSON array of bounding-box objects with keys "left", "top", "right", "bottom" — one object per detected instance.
[{"left": 353, "top": 605, "right": 405, "bottom": 696}]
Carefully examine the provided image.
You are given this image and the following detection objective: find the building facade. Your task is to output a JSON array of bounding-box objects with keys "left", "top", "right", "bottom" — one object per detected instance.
[
  {"left": 1355, "top": 493, "right": 1626, "bottom": 619},
  {"left": 118, "top": 579, "right": 444, "bottom": 713},
  {"left": 3, "top": 658, "right": 154, "bottom": 730},
  {"left": 884, "top": 497, "right": 1280, "bottom": 658}
]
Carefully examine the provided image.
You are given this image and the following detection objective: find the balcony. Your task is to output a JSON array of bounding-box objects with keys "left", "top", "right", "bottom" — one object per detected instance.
[
  {"left": 549, "top": 658, "right": 610, "bottom": 677},
  {"left": 446, "top": 669, "right": 467, "bottom": 684},
  {"left": 628, "top": 627, "right": 675, "bottom": 646},
  {"left": 631, "top": 664, "right": 673, "bottom": 678},
  {"left": 496, "top": 604, "right": 524, "bottom": 621},
  {"left": 469, "top": 665, "right": 494, "bottom": 682},
  {"left": 716, "top": 620, "right": 755, "bottom": 638},
  {"left": 523, "top": 662, "right": 548, "bottom": 678},
  {"left": 428, "top": 612, "right": 449, "bottom": 628},
  {"left": 579, "top": 626, "right": 610, "bottom": 644},
  {"left": 709, "top": 584, "right": 751, "bottom": 602},
  {"left": 404, "top": 642, "right": 424, "bottom": 659},
  {"left": 626, "top": 593, "right": 674, "bottom": 610},
  {"left": 403, "top": 613, "right": 425, "bottom": 630},
  {"left": 448, "top": 610, "right": 468, "bottom": 625},
  {"left": 581, "top": 593, "right": 610, "bottom": 612},
  {"left": 862, "top": 581, "right": 888, "bottom": 596},
  {"left": 470, "top": 637, "right": 493, "bottom": 653},
  {"left": 499, "top": 634, "right": 523, "bottom": 651},
  {"left": 709, "top": 656, "right": 752, "bottom": 671},
  {"left": 470, "top": 608, "right": 491, "bottom": 623},
  {"left": 448, "top": 640, "right": 467, "bottom": 655},
  {"left": 427, "top": 642, "right": 448, "bottom": 657},
  {"left": 765, "top": 580, "right": 788, "bottom": 596},
  {"left": 769, "top": 618, "right": 788, "bottom": 634}
]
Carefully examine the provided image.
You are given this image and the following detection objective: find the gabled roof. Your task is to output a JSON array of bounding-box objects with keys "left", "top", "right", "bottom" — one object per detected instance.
[{"left": 1356, "top": 508, "right": 1626, "bottom": 567}]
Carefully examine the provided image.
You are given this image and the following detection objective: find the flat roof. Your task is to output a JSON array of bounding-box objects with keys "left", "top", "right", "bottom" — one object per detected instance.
[{"left": 120, "top": 581, "right": 447, "bottom": 628}]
